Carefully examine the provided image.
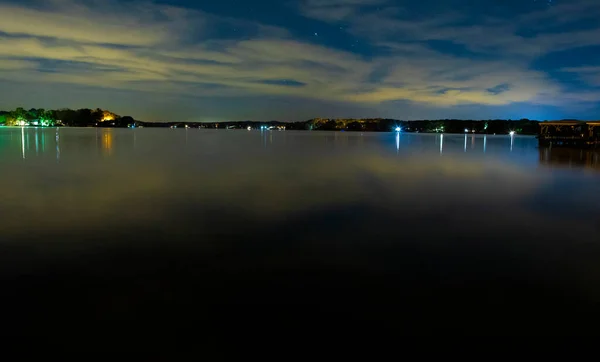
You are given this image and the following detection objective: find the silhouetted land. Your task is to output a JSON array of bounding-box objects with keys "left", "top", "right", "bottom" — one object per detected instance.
[{"left": 2, "top": 107, "right": 597, "bottom": 135}]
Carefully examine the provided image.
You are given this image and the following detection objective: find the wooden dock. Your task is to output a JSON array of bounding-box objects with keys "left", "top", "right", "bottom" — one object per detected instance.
[{"left": 539, "top": 121, "right": 600, "bottom": 148}]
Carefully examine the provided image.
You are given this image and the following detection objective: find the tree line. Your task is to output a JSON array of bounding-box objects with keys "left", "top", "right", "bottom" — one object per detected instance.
[
  {"left": 302, "top": 118, "right": 541, "bottom": 134},
  {"left": 0, "top": 108, "right": 135, "bottom": 127},
  {"left": 194, "top": 118, "right": 542, "bottom": 134},
  {"left": 0, "top": 108, "right": 571, "bottom": 135}
]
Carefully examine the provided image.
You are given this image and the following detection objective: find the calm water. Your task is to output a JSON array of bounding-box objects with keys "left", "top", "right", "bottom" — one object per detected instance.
[{"left": 1, "top": 127, "right": 599, "bottom": 336}]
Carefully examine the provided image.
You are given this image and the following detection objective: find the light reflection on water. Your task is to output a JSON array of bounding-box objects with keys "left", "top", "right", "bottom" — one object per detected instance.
[
  {"left": 1, "top": 127, "right": 599, "bottom": 231},
  {"left": 0, "top": 127, "right": 548, "bottom": 159},
  {"left": 0, "top": 127, "right": 599, "bottom": 335}
]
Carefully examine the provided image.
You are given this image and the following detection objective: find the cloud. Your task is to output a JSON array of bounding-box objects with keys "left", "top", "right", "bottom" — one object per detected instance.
[
  {"left": 297, "top": 0, "right": 387, "bottom": 22},
  {"left": 0, "top": 0, "right": 379, "bottom": 105},
  {"left": 0, "top": 59, "right": 37, "bottom": 71},
  {"left": 0, "top": 0, "right": 178, "bottom": 46},
  {"left": 561, "top": 66, "right": 600, "bottom": 87},
  {"left": 0, "top": 0, "right": 597, "bottom": 120},
  {"left": 298, "top": 0, "right": 600, "bottom": 108},
  {"left": 336, "top": 0, "right": 600, "bottom": 59},
  {"left": 343, "top": 50, "right": 560, "bottom": 106}
]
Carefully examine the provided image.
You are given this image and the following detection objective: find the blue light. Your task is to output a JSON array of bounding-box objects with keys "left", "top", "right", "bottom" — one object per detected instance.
[{"left": 395, "top": 127, "right": 401, "bottom": 132}]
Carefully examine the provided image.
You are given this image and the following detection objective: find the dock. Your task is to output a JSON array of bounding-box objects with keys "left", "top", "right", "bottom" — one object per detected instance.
[{"left": 539, "top": 121, "right": 600, "bottom": 148}]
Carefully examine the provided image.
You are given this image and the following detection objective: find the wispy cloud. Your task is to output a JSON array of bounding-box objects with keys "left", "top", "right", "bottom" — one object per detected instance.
[
  {"left": 561, "top": 66, "right": 600, "bottom": 87},
  {"left": 0, "top": 0, "right": 178, "bottom": 46},
  {"left": 0, "top": 0, "right": 598, "bottom": 120},
  {"left": 297, "top": 0, "right": 387, "bottom": 22},
  {"left": 298, "top": 0, "right": 600, "bottom": 108}
]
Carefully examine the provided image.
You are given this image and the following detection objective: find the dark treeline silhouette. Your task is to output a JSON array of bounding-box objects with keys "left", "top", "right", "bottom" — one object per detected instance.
[
  {"left": 0, "top": 107, "right": 135, "bottom": 127},
  {"left": 2, "top": 108, "right": 592, "bottom": 135},
  {"left": 169, "top": 118, "right": 543, "bottom": 135}
]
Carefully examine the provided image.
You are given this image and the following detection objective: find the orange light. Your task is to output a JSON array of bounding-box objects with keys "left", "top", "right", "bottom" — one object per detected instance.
[{"left": 101, "top": 111, "right": 116, "bottom": 122}]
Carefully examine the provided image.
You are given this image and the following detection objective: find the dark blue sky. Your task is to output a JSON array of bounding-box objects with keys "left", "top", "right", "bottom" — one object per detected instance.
[{"left": 0, "top": 0, "right": 598, "bottom": 121}]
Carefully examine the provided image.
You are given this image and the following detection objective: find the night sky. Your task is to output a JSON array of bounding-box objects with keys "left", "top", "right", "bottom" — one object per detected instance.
[{"left": 0, "top": 0, "right": 599, "bottom": 121}]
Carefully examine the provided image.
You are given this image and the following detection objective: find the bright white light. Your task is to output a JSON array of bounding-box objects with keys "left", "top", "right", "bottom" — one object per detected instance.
[
  {"left": 395, "top": 127, "right": 401, "bottom": 132},
  {"left": 247, "top": 126, "right": 252, "bottom": 131},
  {"left": 509, "top": 131, "right": 515, "bottom": 136},
  {"left": 464, "top": 128, "right": 469, "bottom": 133}
]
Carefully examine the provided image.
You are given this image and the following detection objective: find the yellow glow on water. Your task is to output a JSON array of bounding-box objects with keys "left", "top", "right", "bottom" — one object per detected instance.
[{"left": 102, "top": 130, "right": 113, "bottom": 154}]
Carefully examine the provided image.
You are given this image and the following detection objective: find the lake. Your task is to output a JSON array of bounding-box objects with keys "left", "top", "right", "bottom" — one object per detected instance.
[{"left": 1, "top": 127, "right": 599, "bottom": 336}]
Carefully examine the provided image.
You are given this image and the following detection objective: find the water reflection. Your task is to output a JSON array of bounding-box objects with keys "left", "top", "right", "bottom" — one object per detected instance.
[
  {"left": 1, "top": 128, "right": 599, "bottom": 335},
  {"left": 540, "top": 147, "right": 600, "bottom": 171},
  {"left": 56, "top": 128, "right": 60, "bottom": 162},
  {"left": 0, "top": 129, "right": 553, "bottom": 167},
  {"left": 101, "top": 129, "right": 113, "bottom": 155},
  {"left": 510, "top": 133, "right": 514, "bottom": 152},
  {"left": 21, "top": 127, "right": 25, "bottom": 159},
  {"left": 0, "top": 127, "right": 148, "bottom": 161}
]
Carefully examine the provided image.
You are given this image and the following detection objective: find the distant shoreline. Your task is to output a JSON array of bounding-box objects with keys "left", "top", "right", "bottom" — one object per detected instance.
[
  {"left": 1, "top": 124, "right": 538, "bottom": 136},
  {"left": 130, "top": 119, "right": 542, "bottom": 135},
  {"left": 3, "top": 108, "right": 594, "bottom": 136},
  {"left": 1, "top": 108, "right": 596, "bottom": 136}
]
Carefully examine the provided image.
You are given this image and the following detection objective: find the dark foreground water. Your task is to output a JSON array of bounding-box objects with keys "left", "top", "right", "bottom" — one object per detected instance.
[{"left": 1, "top": 127, "right": 599, "bottom": 337}]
